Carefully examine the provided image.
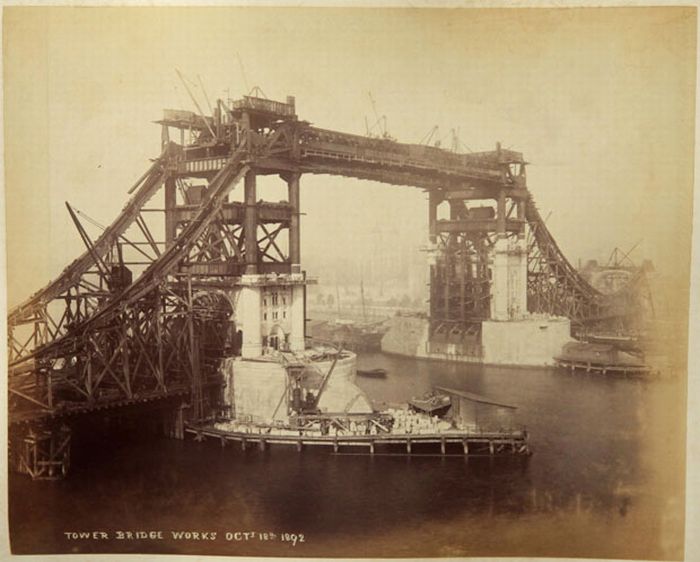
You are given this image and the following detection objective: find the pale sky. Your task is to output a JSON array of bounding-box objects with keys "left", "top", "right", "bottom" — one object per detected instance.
[{"left": 3, "top": 7, "right": 696, "bottom": 308}]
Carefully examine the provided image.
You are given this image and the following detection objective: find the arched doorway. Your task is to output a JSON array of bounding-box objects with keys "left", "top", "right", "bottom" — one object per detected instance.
[{"left": 268, "top": 324, "right": 284, "bottom": 351}]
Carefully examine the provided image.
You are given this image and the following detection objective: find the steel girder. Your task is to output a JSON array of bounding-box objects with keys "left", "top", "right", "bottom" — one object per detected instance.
[
  {"left": 8, "top": 146, "right": 253, "bottom": 424},
  {"left": 525, "top": 196, "right": 652, "bottom": 330}
]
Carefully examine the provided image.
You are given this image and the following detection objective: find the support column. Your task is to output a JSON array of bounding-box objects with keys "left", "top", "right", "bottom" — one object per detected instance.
[
  {"left": 448, "top": 199, "right": 461, "bottom": 221},
  {"left": 443, "top": 253, "right": 451, "bottom": 321},
  {"left": 290, "top": 284, "right": 305, "bottom": 352},
  {"left": 510, "top": 235, "right": 528, "bottom": 318},
  {"left": 428, "top": 190, "right": 440, "bottom": 244},
  {"left": 448, "top": 199, "right": 467, "bottom": 320},
  {"left": 490, "top": 189, "right": 528, "bottom": 321},
  {"left": 287, "top": 173, "right": 301, "bottom": 273},
  {"left": 496, "top": 189, "right": 506, "bottom": 236},
  {"left": 239, "top": 285, "right": 262, "bottom": 358},
  {"left": 428, "top": 189, "right": 441, "bottom": 325},
  {"left": 491, "top": 237, "right": 509, "bottom": 321},
  {"left": 164, "top": 177, "right": 177, "bottom": 249},
  {"left": 244, "top": 171, "right": 258, "bottom": 274},
  {"left": 491, "top": 189, "right": 509, "bottom": 320},
  {"left": 161, "top": 124, "right": 170, "bottom": 149}
]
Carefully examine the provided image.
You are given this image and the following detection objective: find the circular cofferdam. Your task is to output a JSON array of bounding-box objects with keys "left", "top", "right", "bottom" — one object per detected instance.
[
  {"left": 302, "top": 350, "right": 373, "bottom": 414},
  {"left": 304, "top": 350, "right": 357, "bottom": 384}
]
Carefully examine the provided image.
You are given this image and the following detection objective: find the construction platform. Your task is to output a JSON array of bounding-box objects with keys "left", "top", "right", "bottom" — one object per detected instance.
[
  {"left": 184, "top": 422, "right": 531, "bottom": 457},
  {"left": 554, "top": 358, "right": 652, "bottom": 377}
]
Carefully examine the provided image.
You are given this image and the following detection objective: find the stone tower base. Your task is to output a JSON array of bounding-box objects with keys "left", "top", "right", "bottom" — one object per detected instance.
[
  {"left": 481, "top": 316, "right": 572, "bottom": 367},
  {"left": 381, "top": 314, "right": 572, "bottom": 367}
]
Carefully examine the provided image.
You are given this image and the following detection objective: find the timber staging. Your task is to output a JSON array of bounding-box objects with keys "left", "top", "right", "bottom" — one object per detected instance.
[
  {"left": 184, "top": 423, "right": 532, "bottom": 457},
  {"left": 554, "top": 358, "right": 652, "bottom": 377}
]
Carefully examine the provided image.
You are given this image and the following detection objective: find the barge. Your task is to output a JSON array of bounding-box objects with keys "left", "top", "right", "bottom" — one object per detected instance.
[
  {"left": 408, "top": 390, "right": 452, "bottom": 417},
  {"left": 308, "top": 319, "right": 388, "bottom": 352},
  {"left": 187, "top": 347, "right": 531, "bottom": 457},
  {"left": 357, "top": 368, "right": 388, "bottom": 378}
]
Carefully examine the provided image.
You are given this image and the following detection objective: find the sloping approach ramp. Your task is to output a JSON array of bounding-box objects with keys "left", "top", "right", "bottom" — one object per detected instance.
[
  {"left": 525, "top": 196, "right": 652, "bottom": 328},
  {"left": 525, "top": 196, "right": 602, "bottom": 321},
  {"left": 8, "top": 149, "right": 171, "bottom": 357},
  {"left": 9, "top": 145, "right": 250, "bottom": 426}
]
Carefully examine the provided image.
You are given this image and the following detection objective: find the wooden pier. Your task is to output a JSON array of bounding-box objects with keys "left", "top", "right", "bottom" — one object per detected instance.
[
  {"left": 184, "top": 423, "right": 531, "bottom": 457},
  {"left": 554, "top": 358, "right": 651, "bottom": 377}
]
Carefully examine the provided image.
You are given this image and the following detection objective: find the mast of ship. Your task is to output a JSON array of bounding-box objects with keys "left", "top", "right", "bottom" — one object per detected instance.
[
  {"left": 335, "top": 283, "right": 341, "bottom": 319},
  {"left": 360, "top": 277, "right": 368, "bottom": 325}
]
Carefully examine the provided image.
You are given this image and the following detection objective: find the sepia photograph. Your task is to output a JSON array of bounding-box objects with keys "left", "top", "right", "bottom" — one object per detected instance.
[{"left": 2, "top": 4, "right": 697, "bottom": 561}]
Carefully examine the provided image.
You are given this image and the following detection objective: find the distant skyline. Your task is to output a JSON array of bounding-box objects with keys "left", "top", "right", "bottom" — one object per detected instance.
[{"left": 4, "top": 7, "right": 695, "bottom": 313}]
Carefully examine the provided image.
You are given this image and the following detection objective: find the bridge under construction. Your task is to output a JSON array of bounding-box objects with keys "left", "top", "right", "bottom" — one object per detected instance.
[{"left": 7, "top": 91, "right": 651, "bottom": 479}]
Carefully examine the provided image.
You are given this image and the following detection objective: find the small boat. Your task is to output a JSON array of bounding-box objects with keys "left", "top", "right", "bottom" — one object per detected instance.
[
  {"left": 583, "top": 333, "right": 645, "bottom": 353},
  {"left": 409, "top": 391, "right": 452, "bottom": 417},
  {"left": 356, "top": 368, "right": 388, "bottom": 378}
]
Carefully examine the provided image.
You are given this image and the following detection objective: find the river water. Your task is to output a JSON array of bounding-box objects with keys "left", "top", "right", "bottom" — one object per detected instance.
[{"left": 8, "top": 352, "right": 686, "bottom": 559}]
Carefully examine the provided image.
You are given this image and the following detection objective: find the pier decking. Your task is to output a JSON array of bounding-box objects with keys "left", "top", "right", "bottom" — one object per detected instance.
[
  {"left": 554, "top": 358, "right": 651, "bottom": 376},
  {"left": 184, "top": 423, "right": 531, "bottom": 457}
]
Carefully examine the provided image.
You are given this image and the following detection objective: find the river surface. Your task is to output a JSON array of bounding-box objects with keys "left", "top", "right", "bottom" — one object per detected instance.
[{"left": 8, "top": 352, "right": 686, "bottom": 559}]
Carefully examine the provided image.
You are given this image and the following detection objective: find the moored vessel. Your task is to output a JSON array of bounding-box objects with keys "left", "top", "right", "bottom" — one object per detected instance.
[
  {"left": 409, "top": 390, "right": 451, "bottom": 417},
  {"left": 309, "top": 319, "right": 388, "bottom": 352},
  {"left": 357, "top": 368, "right": 388, "bottom": 378}
]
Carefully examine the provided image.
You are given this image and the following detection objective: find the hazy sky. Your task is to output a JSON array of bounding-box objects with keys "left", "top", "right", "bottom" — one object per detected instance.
[{"left": 3, "top": 7, "right": 696, "bottom": 308}]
